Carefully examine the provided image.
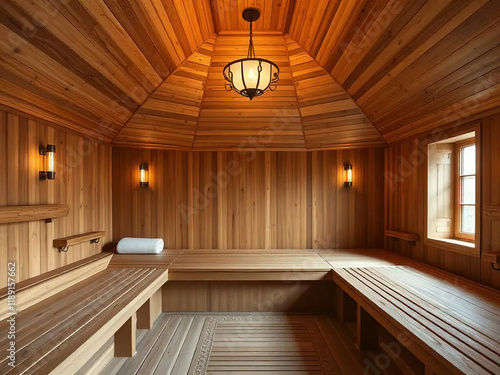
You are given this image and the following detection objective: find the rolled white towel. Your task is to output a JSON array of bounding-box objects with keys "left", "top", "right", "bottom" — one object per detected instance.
[{"left": 117, "top": 237, "right": 164, "bottom": 254}]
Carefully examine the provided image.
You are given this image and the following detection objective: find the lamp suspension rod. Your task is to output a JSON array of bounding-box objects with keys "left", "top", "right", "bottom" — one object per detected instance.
[{"left": 247, "top": 16, "right": 255, "bottom": 58}]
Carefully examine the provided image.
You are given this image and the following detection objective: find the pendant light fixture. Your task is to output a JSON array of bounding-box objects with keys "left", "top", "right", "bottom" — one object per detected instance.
[{"left": 223, "top": 8, "right": 279, "bottom": 100}]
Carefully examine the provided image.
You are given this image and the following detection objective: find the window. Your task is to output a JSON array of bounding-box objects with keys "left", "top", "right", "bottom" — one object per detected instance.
[
  {"left": 427, "top": 130, "right": 478, "bottom": 253},
  {"left": 455, "top": 139, "right": 476, "bottom": 241}
]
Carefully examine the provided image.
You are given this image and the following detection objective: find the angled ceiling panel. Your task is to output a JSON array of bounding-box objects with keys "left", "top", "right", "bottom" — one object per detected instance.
[
  {"left": 116, "top": 31, "right": 386, "bottom": 151},
  {"left": 0, "top": 0, "right": 214, "bottom": 141},
  {"left": 113, "top": 38, "right": 215, "bottom": 149},
  {"left": 194, "top": 31, "right": 306, "bottom": 150},
  {"left": 289, "top": 0, "right": 500, "bottom": 142},
  {"left": 1, "top": 0, "right": 499, "bottom": 146},
  {"left": 286, "top": 36, "right": 385, "bottom": 149}
]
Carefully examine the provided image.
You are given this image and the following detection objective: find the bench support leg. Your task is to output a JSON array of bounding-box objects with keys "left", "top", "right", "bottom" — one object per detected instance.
[
  {"left": 336, "top": 288, "right": 356, "bottom": 323},
  {"left": 137, "top": 289, "right": 162, "bottom": 329},
  {"left": 115, "top": 313, "right": 137, "bottom": 357},
  {"left": 357, "top": 305, "right": 378, "bottom": 350}
]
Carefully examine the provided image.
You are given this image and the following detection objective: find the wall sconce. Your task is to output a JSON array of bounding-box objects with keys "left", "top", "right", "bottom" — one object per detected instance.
[
  {"left": 140, "top": 163, "right": 149, "bottom": 188},
  {"left": 344, "top": 163, "right": 353, "bottom": 188},
  {"left": 39, "top": 145, "right": 56, "bottom": 180}
]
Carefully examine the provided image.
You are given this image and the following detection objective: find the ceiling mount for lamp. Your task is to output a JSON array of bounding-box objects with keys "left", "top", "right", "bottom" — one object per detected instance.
[
  {"left": 242, "top": 8, "right": 260, "bottom": 22},
  {"left": 223, "top": 8, "right": 279, "bottom": 100}
]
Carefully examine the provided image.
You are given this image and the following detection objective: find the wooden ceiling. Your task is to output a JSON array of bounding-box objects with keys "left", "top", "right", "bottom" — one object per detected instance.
[
  {"left": 1, "top": 0, "right": 499, "bottom": 148},
  {"left": 288, "top": 0, "right": 500, "bottom": 142},
  {"left": 0, "top": 0, "right": 214, "bottom": 141},
  {"left": 194, "top": 31, "right": 306, "bottom": 150},
  {"left": 115, "top": 31, "right": 381, "bottom": 150},
  {"left": 114, "top": 38, "right": 215, "bottom": 149},
  {"left": 286, "top": 36, "right": 384, "bottom": 149},
  {"left": 209, "top": 0, "right": 294, "bottom": 32}
]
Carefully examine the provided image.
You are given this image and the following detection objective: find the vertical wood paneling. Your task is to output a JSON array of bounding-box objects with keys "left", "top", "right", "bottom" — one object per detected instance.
[
  {"left": 311, "top": 149, "right": 385, "bottom": 249},
  {"left": 0, "top": 110, "right": 6, "bottom": 286},
  {"left": 385, "top": 115, "right": 500, "bottom": 289},
  {"left": 113, "top": 148, "right": 190, "bottom": 250},
  {"left": 0, "top": 109, "right": 113, "bottom": 288},
  {"left": 113, "top": 148, "right": 384, "bottom": 250},
  {"left": 276, "top": 152, "right": 310, "bottom": 248},
  {"left": 481, "top": 114, "right": 500, "bottom": 288}
]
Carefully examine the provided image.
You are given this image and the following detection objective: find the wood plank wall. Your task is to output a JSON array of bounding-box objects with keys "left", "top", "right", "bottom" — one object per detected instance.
[
  {"left": 162, "top": 281, "right": 336, "bottom": 313},
  {"left": 0, "top": 109, "right": 112, "bottom": 288},
  {"left": 385, "top": 114, "right": 500, "bottom": 289},
  {"left": 112, "top": 148, "right": 384, "bottom": 250}
]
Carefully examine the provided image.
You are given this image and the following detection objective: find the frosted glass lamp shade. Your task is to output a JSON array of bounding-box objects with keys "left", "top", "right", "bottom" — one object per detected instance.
[{"left": 223, "top": 58, "right": 279, "bottom": 100}]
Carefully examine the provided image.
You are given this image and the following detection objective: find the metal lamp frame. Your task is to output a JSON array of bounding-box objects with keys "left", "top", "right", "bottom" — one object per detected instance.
[{"left": 223, "top": 8, "right": 280, "bottom": 100}]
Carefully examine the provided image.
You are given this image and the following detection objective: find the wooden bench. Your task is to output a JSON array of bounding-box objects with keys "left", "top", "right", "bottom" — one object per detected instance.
[
  {"left": 3, "top": 248, "right": 498, "bottom": 374},
  {"left": 0, "top": 253, "right": 112, "bottom": 320},
  {"left": 111, "top": 249, "right": 333, "bottom": 280},
  {"left": 0, "top": 254, "right": 168, "bottom": 375},
  {"left": 111, "top": 249, "right": 337, "bottom": 314},
  {"left": 325, "top": 250, "right": 500, "bottom": 375}
]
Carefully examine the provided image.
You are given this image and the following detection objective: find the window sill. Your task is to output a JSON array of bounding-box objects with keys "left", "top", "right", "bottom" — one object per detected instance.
[{"left": 425, "top": 238, "right": 479, "bottom": 257}]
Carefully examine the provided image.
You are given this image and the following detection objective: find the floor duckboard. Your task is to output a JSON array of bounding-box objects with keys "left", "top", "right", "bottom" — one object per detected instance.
[{"left": 97, "top": 313, "right": 419, "bottom": 375}]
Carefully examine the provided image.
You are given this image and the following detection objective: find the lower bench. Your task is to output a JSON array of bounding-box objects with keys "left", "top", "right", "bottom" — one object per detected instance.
[
  {"left": 2, "top": 248, "right": 499, "bottom": 375},
  {"left": 332, "top": 265, "right": 500, "bottom": 375},
  {"left": 0, "top": 262, "right": 168, "bottom": 375}
]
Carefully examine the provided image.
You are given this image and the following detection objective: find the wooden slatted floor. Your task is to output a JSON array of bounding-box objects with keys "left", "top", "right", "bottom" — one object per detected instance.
[
  {"left": 204, "top": 315, "right": 339, "bottom": 374},
  {"left": 98, "top": 313, "right": 416, "bottom": 375},
  {"left": 97, "top": 314, "right": 351, "bottom": 375}
]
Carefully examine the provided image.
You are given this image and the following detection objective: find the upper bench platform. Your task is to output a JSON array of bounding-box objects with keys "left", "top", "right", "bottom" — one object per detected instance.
[
  {"left": 108, "top": 248, "right": 420, "bottom": 280},
  {"left": 110, "top": 249, "right": 334, "bottom": 280}
]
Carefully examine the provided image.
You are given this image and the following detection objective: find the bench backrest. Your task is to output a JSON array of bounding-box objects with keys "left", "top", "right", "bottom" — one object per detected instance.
[{"left": 0, "top": 252, "right": 112, "bottom": 320}]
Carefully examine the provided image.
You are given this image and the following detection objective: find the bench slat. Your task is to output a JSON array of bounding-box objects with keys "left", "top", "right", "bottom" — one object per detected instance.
[
  {"left": 108, "top": 250, "right": 184, "bottom": 268},
  {"left": 386, "top": 267, "right": 500, "bottom": 319},
  {"left": 0, "top": 253, "right": 113, "bottom": 320},
  {"left": 39, "top": 269, "right": 168, "bottom": 375},
  {"left": 367, "top": 267, "right": 500, "bottom": 340},
  {"left": 353, "top": 268, "right": 500, "bottom": 367},
  {"left": 0, "top": 268, "right": 155, "bottom": 374},
  {"left": 0, "top": 253, "right": 112, "bottom": 298},
  {"left": 0, "top": 268, "right": 136, "bottom": 350},
  {"left": 168, "top": 249, "right": 333, "bottom": 271},
  {"left": 334, "top": 267, "right": 499, "bottom": 375},
  {"left": 334, "top": 268, "right": 474, "bottom": 374},
  {"left": 316, "top": 249, "right": 410, "bottom": 268},
  {"left": 6, "top": 269, "right": 143, "bottom": 351}
]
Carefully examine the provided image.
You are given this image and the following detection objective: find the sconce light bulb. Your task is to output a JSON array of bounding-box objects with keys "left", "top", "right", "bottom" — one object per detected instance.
[
  {"left": 140, "top": 163, "right": 149, "bottom": 188},
  {"left": 344, "top": 164, "right": 353, "bottom": 188}
]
